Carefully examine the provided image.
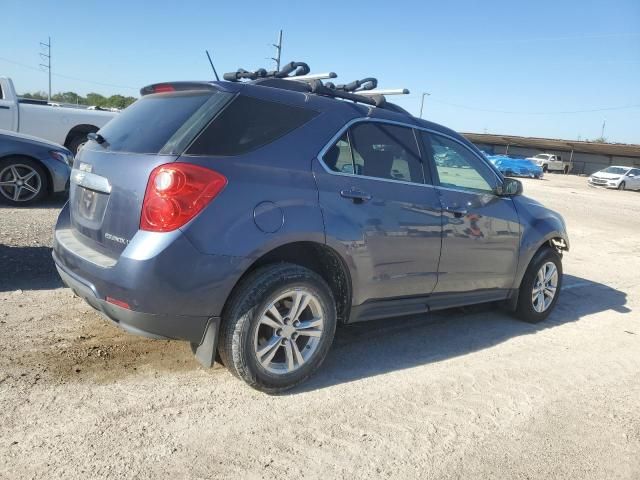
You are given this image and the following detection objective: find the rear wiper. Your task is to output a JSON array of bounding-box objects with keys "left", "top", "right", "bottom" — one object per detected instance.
[{"left": 88, "top": 132, "right": 107, "bottom": 145}]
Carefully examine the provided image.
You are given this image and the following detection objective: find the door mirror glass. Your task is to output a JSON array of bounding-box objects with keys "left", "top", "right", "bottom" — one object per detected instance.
[{"left": 497, "top": 177, "right": 523, "bottom": 196}]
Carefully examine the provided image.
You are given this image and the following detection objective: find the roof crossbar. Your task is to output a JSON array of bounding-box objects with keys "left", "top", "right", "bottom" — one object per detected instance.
[{"left": 355, "top": 88, "right": 410, "bottom": 97}]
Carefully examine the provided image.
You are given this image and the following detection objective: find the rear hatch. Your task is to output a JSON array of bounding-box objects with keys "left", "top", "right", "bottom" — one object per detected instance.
[{"left": 68, "top": 86, "right": 233, "bottom": 258}]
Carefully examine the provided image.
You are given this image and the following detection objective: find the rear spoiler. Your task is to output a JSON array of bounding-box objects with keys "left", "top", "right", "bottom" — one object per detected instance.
[{"left": 139, "top": 82, "right": 219, "bottom": 96}]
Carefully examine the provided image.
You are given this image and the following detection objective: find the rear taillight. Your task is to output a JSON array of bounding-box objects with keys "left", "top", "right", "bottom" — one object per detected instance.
[{"left": 140, "top": 163, "right": 226, "bottom": 232}]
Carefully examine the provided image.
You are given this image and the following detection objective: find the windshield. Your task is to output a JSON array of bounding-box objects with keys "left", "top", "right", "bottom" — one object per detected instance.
[
  {"left": 90, "top": 90, "right": 232, "bottom": 154},
  {"left": 602, "top": 167, "right": 629, "bottom": 175}
]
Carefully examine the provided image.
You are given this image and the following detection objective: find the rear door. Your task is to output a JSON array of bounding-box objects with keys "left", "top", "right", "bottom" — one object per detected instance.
[
  {"left": 420, "top": 131, "right": 520, "bottom": 295},
  {"left": 0, "top": 83, "right": 16, "bottom": 131},
  {"left": 313, "top": 121, "right": 442, "bottom": 304},
  {"left": 68, "top": 89, "right": 232, "bottom": 257}
]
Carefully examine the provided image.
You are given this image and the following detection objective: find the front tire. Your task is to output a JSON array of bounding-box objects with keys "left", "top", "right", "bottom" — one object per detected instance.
[
  {"left": 218, "top": 263, "right": 337, "bottom": 393},
  {"left": 542, "top": 165, "right": 548, "bottom": 173},
  {"left": 0, "top": 157, "right": 48, "bottom": 206},
  {"left": 514, "top": 247, "right": 563, "bottom": 323},
  {"left": 618, "top": 181, "right": 626, "bottom": 191}
]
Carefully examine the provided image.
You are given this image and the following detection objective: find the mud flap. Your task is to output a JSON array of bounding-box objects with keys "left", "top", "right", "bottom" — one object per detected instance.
[{"left": 192, "top": 318, "right": 221, "bottom": 368}]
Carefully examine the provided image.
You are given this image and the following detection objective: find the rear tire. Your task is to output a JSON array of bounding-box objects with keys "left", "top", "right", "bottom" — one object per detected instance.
[
  {"left": 563, "top": 165, "right": 569, "bottom": 174},
  {"left": 218, "top": 263, "right": 337, "bottom": 393},
  {"left": 514, "top": 247, "right": 563, "bottom": 323},
  {"left": 67, "top": 133, "right": 92, "bottom": 155}
]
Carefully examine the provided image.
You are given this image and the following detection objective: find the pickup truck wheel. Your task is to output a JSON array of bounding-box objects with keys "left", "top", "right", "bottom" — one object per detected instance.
[
  {"left": 218, "top": 263, "right": 337, "bottom": 393},
  {"left": 563, "top": 165, "right": 569, "bottom": 174},
  {"left": 514, "top": 247, "right": 563, "bottom": 323},
  {"left": 67, "top": 133, "right": 91, "bottom": 155},
  {"left": 542, "top": 165, "right": 548, "bottom": 173},
  {"left": 0, "top": 157, "right": 48, "bottom": 206}
]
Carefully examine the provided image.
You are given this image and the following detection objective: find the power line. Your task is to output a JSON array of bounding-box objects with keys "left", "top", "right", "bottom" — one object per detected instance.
[
  {"left": 39, "top": 37, "right": 51, "bottom": 101},
  {"left": 0, "top": 55, "right": 138, "bottom": 91},
  {"left": 425, "top": 98, "right": 640, "bottom": 115}
]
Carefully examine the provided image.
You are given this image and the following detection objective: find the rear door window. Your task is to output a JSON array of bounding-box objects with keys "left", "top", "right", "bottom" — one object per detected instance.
[
  {"left": 92, "top": 90, "right": 232, "bottom": 154},
  {"left": 348, "top": 122, "right": 425, "bottom": 184},
  {"left": 187, "top": 95, "right": 318, "bottom": 156}
]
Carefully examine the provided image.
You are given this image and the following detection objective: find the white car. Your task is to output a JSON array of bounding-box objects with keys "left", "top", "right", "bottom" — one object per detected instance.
[
  {"left": 588, "top": 166, "right": 640, "bottom": 190},
  {"left": 527, "top": 153, "right": 572, "bottom": 174},
  {"left": 0, "top": 77, "right": 117, "bottom": 154}
]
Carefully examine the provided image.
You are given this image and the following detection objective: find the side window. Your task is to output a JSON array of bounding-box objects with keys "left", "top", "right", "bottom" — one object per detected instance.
[
  {"left": 323, "top": 134, "right": 354, "bottom": 174},
  {"left": 349, "top": 123, "right": 424, "bottom": 184},
  {"left": 422, "top": 132, "right": 495, "bottom": 193},
  {"left": 187, "top": 95, "right": 318, "bottom": 156}
]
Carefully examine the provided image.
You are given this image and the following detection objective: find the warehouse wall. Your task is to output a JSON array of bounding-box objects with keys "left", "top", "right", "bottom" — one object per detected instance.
[{"left": 474, "top": 143, "right": 640, "bottom": 175}]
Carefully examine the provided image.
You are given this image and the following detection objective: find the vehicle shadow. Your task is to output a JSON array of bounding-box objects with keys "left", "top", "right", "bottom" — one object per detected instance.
[
  {"left": 293, "top": 274, "right": 629, "bottom": 394},
  {"left": 0, "top": 244, "right": 62, "bottom": 292},
  {"left": 0, "top": 194, "right": 67, "bottom": 210}
]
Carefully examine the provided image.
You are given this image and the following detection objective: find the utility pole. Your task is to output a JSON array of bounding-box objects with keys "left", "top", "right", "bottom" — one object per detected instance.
[
  {"left": 419, "top": 92, "right": 430, "bottom": 118},
  {"left": 39, "top": 37, "right": 51, "bottom": 101},
  {"left": 271, "top": 30, "right": 283, "bottom": 71},
  {"left": 600, "top": 120, "right": 606, "bottom": 140}
]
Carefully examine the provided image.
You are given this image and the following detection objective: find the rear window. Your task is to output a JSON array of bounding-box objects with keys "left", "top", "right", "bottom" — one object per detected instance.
[
  {"left": 92, "top": 90, "right": 232, "bottom": 154},
  {"left": 186, "top": 95, "right": 318, "bottom": 156}
]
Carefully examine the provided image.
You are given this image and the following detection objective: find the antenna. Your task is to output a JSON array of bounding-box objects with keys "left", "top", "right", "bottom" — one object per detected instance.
[
  {"left": 39, "top": 36, "right": 51, "bottom": 102},
  {"left": 205, "top": 50, "right": 220, "bottom": 81}
]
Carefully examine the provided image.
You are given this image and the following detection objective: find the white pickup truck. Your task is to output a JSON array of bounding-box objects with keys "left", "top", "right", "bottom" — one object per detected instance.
[
  {"left": 0, "top": 77, "right": 117, "bottom": 153},
  {"left": 526, "top": 153, "right": 572, "bottom": 174}
]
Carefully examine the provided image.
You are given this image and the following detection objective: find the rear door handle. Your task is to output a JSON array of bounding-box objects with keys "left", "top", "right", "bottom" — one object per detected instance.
[
  {"left": 445, "top": 205, "right": 468, "bottom": 217},
  {"left": 340, "top": 188, "right": 372, "bottom": 203}
]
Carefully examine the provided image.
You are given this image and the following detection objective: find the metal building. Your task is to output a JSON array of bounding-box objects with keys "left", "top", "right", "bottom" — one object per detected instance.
[{"left": 463, "top": 133, "right": 640, "bottom": 175}]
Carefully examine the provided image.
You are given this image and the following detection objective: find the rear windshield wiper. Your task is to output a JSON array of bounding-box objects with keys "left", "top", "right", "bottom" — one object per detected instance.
[{"left": 88, "top": 132, "right": 107, "bottom": 145}]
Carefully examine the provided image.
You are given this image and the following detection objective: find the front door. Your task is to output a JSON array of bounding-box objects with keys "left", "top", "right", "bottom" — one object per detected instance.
[
  {"left": 313, "top": 121, "right": 442, "bottom": 305},
  {"left": 421, "top": 131, "right": 521, "bottom": 295}
]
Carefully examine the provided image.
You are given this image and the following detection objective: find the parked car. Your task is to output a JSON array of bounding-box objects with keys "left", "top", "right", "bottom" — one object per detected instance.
[
  {"left": 0, "top": 129, "right": 72, "bottom": 205},
  {"left": 53, "top": 70, "right": 569, "bottom": 392},
  {"left": 588, "top": 166, "right": 640, "bottom": 190},
  {"left": 0, "top": 77, "right": 117, "bottom": 154},
  {"left": 488, "top": 155, "right": 544, "bottom": 179},
  {"left": 527, "top": 153, "right": 572, "bottom": 174}
]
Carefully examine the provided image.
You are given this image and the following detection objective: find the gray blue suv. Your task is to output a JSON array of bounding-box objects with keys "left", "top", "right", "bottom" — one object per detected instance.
[{"left": 53, "top": 64, "right": 569, "bottom": 392}]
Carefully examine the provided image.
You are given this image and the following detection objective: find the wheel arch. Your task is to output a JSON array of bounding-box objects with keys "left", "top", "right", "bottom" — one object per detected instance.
[
  {"left": 222, "top": 241, "right": 353, "bottom": 325},
  {"left": 64, "top": 124, "right": 99, "bottom": 149}
]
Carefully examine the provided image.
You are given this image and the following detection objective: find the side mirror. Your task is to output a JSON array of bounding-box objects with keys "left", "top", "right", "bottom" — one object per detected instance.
[
  {"left": 496, "top": 177, "right": 523, "bottom": 196},
  {"left": 628, "top": 174, "right": 635, "bottom": 178}
]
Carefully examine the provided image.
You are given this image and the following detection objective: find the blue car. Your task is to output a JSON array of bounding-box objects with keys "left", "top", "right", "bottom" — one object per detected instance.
[
  {"left": 487, "top": 155, "right": 544, "bottom": 179},
  {"left": 53, "top": 62, "right": 569, "bottom": 392},
  {"left": 0, "top": 130, "right": 73, "bottom": 205}
]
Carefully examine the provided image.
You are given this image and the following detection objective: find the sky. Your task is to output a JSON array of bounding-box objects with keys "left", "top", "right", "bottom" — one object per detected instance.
[{"left": 1, "top": 0, "right": 639, "bottom": 143}]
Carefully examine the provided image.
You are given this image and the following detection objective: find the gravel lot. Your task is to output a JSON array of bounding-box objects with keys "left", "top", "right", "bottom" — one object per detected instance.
[{"left": 1, "top": 176, "right": 639, "bottom": 479}]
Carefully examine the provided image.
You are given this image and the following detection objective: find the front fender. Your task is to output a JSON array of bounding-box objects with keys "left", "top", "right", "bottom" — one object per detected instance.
[{"left": 512, "top": 196, "right": 569, "bottom": 288}]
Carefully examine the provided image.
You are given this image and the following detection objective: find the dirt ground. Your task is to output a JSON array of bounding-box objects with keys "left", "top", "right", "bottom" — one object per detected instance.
[{"left": 1, "top": 175, "right": 639, "bottom": 479}]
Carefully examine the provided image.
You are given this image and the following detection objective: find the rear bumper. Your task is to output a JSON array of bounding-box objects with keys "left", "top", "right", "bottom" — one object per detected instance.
[{"left": 54, "top": 256, "right": 213, "bottom": 343}]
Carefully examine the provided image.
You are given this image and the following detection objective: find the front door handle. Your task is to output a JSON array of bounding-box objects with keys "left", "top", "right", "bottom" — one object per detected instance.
[
  {"left": 340, "top": 188, "right": 372, "bottom": 203},
  {"left": 445, "top": 205, "right": 468, "bottom": 217}
]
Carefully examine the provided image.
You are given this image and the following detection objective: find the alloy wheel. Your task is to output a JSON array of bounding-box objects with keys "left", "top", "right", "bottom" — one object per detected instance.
[
  {"left": 253, "top": 288, "right": 325, "bottom": 375},
  {"left": 0, "top": 164, "right": 42, "bottom": 202},
  {"left": 531, "top": 261, "right": 558, "bottom": 313}
]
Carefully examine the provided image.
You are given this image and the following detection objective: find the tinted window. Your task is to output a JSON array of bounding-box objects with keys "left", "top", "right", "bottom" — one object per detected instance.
[
  {"left": 187, "top": 95, "right": 318, "bottom": 156},
  {"left": 93, "top": 91, "right": 231, "bottom": 154},
  {"left": 349, "top": 123, "right": 424, "bottom": 184},
  {"left": 324, "top": 134, "right": 354, "bottom": 174},
  {"left": 423, "top": 132, "right": 495, "bottom": 193}
]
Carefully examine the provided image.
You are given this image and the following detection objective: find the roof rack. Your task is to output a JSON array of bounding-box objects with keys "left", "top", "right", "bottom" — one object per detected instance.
[{"left": 222, "top": 60, "right": 411, "bottom": 113}]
